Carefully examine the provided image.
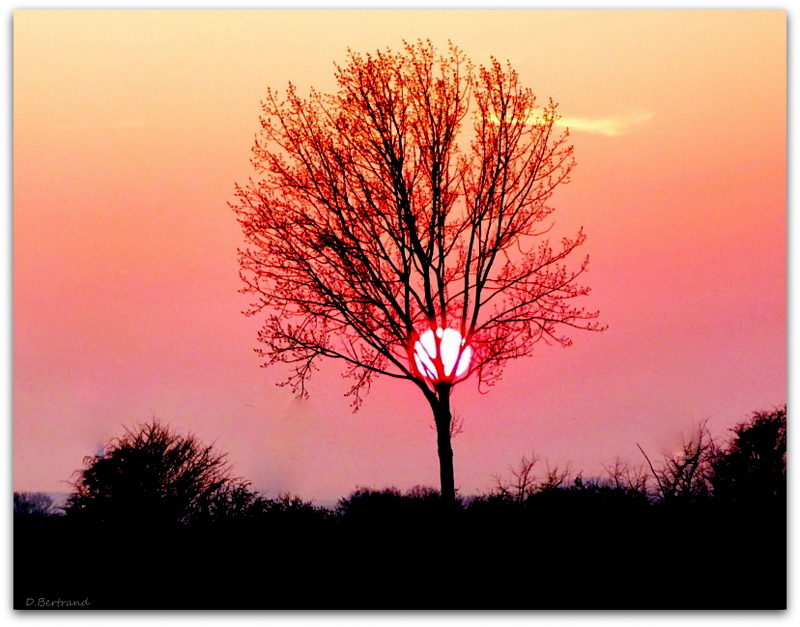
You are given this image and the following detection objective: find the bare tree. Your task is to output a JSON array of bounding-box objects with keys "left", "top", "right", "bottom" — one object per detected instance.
[
  {"left": 492, "top": 453, "right": 573, "bottom": 503},
  {"left": 14, "top": 492, "right": 59, "bottom": 524},
  {"left": 602, "top": 456, "right": 650, "bottom": 494},
  {"left": 637, "top": 422, "right": 717, "bottom": 504},
  {"left": 492, "top": 452, "right": 541, "bottom": 503},
  {"left": 232, "top": 40, "right": 603, "bottom": 501}
]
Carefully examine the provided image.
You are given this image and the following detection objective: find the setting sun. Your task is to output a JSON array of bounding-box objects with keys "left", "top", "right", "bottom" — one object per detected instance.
[
  {"left": 412, "top": 328, "right": 473, "bottom": 384},
  {"left": 13, "top": 12, "right": 785, "bottom": 611}
]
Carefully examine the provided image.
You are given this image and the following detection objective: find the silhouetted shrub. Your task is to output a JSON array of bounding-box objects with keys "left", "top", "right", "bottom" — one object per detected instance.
[
  {"left": 710, "top": 405, "right": 786, "bottom": 503},
  {"left": 335, "top": 487, "right": 405, "bottom": 521},
  {"left": 14, "top": 492, "right": 58, "bottom": 518},
  {"left": 15, "top": 407, "right": 786, "bottom": 610},
  {"left": 14, "top": 492, "right": 60, "bottom": 532},
  {"left": 65, "top": 419, "right": 253, "bottom": 529}
]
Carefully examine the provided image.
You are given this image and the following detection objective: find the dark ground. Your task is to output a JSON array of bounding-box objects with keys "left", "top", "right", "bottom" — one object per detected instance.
[{"left": 14, "top": 495, "right": 786, "bottom": 610}]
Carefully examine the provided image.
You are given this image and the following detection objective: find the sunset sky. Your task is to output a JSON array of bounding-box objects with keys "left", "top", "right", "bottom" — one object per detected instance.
[{"left": 13, "top": 9, "right": 786, "bottom": 504}]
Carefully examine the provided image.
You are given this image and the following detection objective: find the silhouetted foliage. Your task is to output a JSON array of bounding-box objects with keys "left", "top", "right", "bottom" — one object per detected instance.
[
  {"left": 14, "top": 492, "right": 60, "bottom": 532},
  {"left": 16, "top": 407, "right": 786, "bottom": 610},
  {"left": 602, "top": 455, "right": 650, "bottom": 494},
  {"left": 638, "top": 422, "right": 718, "bottom": 504},
  {"left": 632, "top": 408, "right": 788, "bottom": 506},
  {"left": 65, "top": 419, "right": 252, "bottom": 528},
  {"left": 255, "top": 492, "right": 332, "bottom": 530},
  {"left": 336, "top": 485, "right": 451, "bottom": 526},
  {"left": 710, "top": 405, "right": 786, "bottom": 503},
  {"left": 335, "top": 486, "right": 403, "bottom": 519},
  {"left": 14, "top": 492, "right": 58, "bottom": 518},
  {"left": 491, "top": 452, "right": 572, "bottom": 503}
]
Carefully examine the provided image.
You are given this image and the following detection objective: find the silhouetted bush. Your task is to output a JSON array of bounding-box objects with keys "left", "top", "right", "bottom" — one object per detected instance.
[
  {"left": 65, "top": 419, "right": 254, "bottom": 529},
  {"left": 335, "top": 486, "right": 404, "bottom": 519},
  {"left": 335, "top": 485, "right": 456, "bottom": 530},
  {"left": 710, "top": 405, "right": 786, "bottom": 504},
  {"left": 14, "top": 492, "right": 58, "bottom": 518},
  {"left": 15, "top": 407, "right": 787, "bottom": 610},
  {"left": 14, "top": 492, "right": 61, "bottom": 534},
  {"left": 644, "top": 422, "right": 717, "bottom": 504}
]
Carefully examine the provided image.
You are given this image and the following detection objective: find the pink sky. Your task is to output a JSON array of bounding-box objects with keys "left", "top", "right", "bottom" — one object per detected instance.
[{"left": 13, "top": 10, "right": 785, "bottom": 503}]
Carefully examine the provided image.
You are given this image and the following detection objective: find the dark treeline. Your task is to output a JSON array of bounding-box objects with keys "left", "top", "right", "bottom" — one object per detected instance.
[{"left": 15, "top": 407, "right": 786, "bottom": 610}]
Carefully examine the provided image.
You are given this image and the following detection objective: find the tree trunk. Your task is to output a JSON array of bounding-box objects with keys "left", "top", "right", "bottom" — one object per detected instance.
[{"left": 432, "top": 385, "right": 455, "bottom": 503}]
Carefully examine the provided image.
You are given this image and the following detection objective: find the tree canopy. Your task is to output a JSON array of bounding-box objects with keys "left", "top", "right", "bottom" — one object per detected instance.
[
  {"left": 711, "top": 405, "right": 786, "bottom": 503},
  {"left": 233, "top": 40, "right": 602, "bottom": 407}
]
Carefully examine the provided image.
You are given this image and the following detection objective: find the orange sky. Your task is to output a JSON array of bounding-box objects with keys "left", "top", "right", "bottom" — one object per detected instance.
[{"left": 13, "top": 10, "right": 786, "bottom": 503}]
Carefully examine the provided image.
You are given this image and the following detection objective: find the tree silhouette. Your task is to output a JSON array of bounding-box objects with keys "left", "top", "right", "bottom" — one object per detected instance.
[
  {"left": 14, "top": 492, "right": 60, "bottom": 532},
  {"left": 637, "top": 422, "right": 718, "bottom": 504},
  {"left": 66, "top": 419, "right": 250, "bottom": 527},
  {"left": 232, "top": 40, "right": 603, "bottom": 501},
  {"left": 710, "top": 405, "right": 786, "bottom": 503},
  {"left": 14, "top": 492, "right": 58, "bottom": 518}
]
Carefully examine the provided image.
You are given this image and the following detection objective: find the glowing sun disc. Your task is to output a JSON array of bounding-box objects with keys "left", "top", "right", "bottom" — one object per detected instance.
[{"left": 413, "top": 328, "right": 472, "bottom": 382}]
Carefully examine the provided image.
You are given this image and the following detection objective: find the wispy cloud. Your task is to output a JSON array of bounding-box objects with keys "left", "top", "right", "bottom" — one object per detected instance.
[
  {"left": 554, "top": 109, "right": 654, "bottom": 136},
  {"left": 485, "top": 108, "right": 654, "bottom": 137}
]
